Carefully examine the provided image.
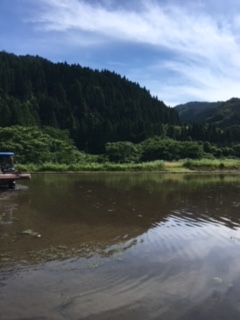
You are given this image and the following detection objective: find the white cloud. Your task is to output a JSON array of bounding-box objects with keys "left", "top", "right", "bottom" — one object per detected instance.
[
  {"left": 31, "top": 0, "right": 240, "bottom": 49},
  {"left": 23, "top": 0, "right": 240, "bottom": 105}
]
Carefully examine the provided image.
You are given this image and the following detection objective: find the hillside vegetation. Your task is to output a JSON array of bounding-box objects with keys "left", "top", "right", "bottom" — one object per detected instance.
[
  {"left": 0, "top": 51, "right": 179, "bottom": 154},
  {"left": 175, "top": 98, "right": 240, "bottom": 129},
  {"left": 0, "top": 51, "right": 240, "bottom": 168},
  {"left": 175, "top": 101, "right": 222, "bottom": 124}
]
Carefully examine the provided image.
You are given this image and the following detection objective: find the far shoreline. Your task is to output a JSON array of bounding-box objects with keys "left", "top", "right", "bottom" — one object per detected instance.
[{"left": 15, "top": 158, "right": 240, "bottom": 174}]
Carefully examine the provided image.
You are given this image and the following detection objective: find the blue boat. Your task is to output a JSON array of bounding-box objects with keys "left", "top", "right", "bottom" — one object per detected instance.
[{"left": 0, "top": 152, "right": 31, "bottom": 189}]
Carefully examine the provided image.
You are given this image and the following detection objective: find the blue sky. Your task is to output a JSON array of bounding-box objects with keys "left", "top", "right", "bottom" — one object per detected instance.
[{"left": 1, "top": 0, "right": 240, "bottom": 106}]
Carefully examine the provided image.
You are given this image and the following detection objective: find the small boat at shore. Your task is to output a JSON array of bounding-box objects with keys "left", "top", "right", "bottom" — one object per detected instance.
[{"left": 0, "top": 152, "right": 31, "bottom": 189}]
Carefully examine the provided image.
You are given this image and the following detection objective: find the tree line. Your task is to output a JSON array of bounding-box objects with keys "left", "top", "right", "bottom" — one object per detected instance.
[
  {"left": 0, "top": 126, "right": 240, "bottom": 165},
  {"left": 1, "top": 51, "right": 240, "bottom": 164}
]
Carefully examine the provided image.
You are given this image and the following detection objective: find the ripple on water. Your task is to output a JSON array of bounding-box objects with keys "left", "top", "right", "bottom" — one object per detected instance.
[{"left": 2, "top": 175, "right": 240, "bottom": 319}]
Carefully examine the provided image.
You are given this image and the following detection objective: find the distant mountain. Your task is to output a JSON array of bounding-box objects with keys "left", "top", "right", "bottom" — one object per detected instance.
[
  {"left": 175, "top": 98, "right": 240, "bottom": 128},
  {"left": 175, "top": 101, "right": 223, "bottom": 124},
  {"left": 206, "top": 98, "right": 240, "bottom": 128}
]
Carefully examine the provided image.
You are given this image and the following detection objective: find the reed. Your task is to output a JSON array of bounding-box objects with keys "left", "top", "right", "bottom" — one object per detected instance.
[
  {"left": 16, "top": 160, "right": 165, "bottom": 172},
  {"left": 15, "top": 159, "right": 240, "bottom": 173}
]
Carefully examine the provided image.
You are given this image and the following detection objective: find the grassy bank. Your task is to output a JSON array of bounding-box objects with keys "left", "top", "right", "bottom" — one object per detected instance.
[
  {"left": 15, "top": 158, "right": 240, "bottom": 173},
  {"left": 15, "top": 160, "right": 165, "bottom": 172},
  {"left": 182, "top": 159, "right": 240, "bottom": 171}
]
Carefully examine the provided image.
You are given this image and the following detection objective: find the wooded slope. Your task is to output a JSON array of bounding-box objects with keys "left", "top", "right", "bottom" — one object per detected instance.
[{"left": 0, "top": 51, "right": 179, "bottom": 153}]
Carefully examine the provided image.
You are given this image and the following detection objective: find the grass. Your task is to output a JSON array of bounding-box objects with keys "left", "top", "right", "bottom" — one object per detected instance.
[
  {"left": 15, "top": 160, "right": 166, "bottom": 172},
  {"left": 15, "top": 158, "right": 240, "bottom": 173},
  {"left": 182, "top": 158, "right": 240, "bottom": 170}
]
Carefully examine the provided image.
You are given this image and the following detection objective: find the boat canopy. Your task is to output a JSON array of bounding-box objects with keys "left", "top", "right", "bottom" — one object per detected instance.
[{"left": 0, "top": 152, "right": 14, "bottom": 156}]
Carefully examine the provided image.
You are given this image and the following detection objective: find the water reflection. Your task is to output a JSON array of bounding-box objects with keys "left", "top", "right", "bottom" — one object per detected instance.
[
  {"left": 1, "top": 173, "right": 240, "bottom": 265},
  {"left": 0, "top": 191, "right": 19, "bottom": 226},
  {"left": 1, "top": 173, "right": 240, "bottom": 319}
]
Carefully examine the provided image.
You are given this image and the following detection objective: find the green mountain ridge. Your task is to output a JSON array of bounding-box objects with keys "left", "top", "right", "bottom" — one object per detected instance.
[{"left": 175, "top": 98, "right": 240, "bottom": 128}]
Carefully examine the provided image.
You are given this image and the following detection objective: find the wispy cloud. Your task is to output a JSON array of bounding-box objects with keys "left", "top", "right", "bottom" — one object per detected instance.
[{"left": 20, "top": 0, "right": 240, "bottom": 105}]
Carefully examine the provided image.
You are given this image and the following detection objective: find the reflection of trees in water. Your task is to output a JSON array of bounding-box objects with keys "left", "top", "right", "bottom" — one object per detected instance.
[
  {"left": 70, "top": 172, "right": 240, "bottom": 197},
  {"left": 0, "top": 188, "right": 32, "bottom": 268},
  {"left": 70, "top": 173, "right": 240, "bottom": 233},
  {"left": 32, "top": 173, "right": 240, "bottom": 202},
  {"left": 171, "top": 183, "right": 240, "bottom": 230},
  {"left": 0, "top": 180, "right": 143, "bottom": 267},
  {"left": 2, "top": 173, "right": 240, "bottom": 268},
  {"left": 0, "top": 191, "right": 19, "bottom": 226}
]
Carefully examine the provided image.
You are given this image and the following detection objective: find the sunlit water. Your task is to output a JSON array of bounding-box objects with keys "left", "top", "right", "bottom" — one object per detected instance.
[{"left": 1, "top": 173, "right": 240, "bottom": 319}]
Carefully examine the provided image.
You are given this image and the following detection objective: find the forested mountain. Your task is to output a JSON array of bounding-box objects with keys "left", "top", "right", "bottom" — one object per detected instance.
[
  {"left": 175, "top": 101, "right": 222, "bottom": 124},
  {"left": 0, "top": 51, "right": 179, "bottom": 153},
  {"left": 206, "top": 98, "right": 240, "bottom": 129},
  {"left": 175, "top": 98, "right": 240, "bottom": 129}
]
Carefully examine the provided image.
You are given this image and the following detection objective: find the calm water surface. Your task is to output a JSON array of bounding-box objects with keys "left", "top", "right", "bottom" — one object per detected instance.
[{"left": 1, "top": 173, "right": 240, "bottom": 319}]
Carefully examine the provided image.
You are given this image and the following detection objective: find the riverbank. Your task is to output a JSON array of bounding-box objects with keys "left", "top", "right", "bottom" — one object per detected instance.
[{"left": 15, "top": 159, "right": 240, "bottom": 173}]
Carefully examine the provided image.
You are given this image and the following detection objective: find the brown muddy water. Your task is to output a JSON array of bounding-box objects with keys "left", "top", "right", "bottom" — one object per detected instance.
[{"left": 1, "top": 173, "right": 240, "bottom": 320}]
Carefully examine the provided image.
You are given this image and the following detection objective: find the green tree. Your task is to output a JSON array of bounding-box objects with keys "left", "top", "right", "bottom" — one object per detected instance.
[{"left": 105, "top": 141, "right": 140, "bottom": 163}]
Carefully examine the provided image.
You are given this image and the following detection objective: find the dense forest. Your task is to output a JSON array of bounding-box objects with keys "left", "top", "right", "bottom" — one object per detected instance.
[
  {"left": 175, "top": 101, "right": 221, "bottom": 124},
  {"left": 0, "top": 51, "right": 240, "bottom": 165},
  {"left": 175, "top": 98, "right": 240, "bottom": 129},
  {"left": 0, "top": 51, "right": 179, "bottom": 154}
]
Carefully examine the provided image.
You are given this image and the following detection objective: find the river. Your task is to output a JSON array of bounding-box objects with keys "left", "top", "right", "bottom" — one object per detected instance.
[{"left": 1, "top": 173, "right": 240, "bottom": 319}]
